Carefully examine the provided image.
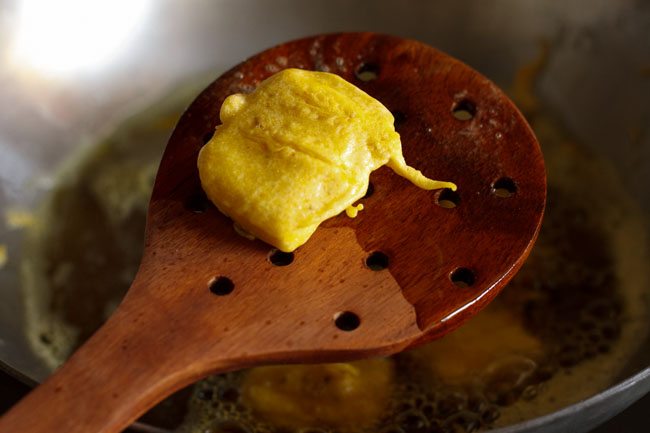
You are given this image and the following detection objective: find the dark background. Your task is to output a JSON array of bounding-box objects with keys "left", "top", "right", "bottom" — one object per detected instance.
[{"left": 0, "top": 370, "right": 647, "bottom": 432}]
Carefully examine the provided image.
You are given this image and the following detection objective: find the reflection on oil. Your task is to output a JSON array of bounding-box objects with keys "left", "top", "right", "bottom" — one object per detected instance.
[{"left": 21, "top": 63, "right": 648, "bottom": 433}]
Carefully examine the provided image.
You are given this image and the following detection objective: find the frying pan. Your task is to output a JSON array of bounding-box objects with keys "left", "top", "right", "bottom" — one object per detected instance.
[{"left": 0, "top": 1, "right": 648, "bottom": 432}]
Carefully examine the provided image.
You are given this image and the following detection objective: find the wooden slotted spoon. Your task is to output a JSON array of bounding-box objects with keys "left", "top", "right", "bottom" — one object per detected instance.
[{"left": 0, "top": 33, "right": 545, "bottom": 433}]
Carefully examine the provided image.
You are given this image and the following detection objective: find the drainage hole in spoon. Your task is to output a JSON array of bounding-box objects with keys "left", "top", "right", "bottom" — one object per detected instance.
[
  {"left": 492, "top": 177, "right": 517, "bottom": 198},
  {"left": 268, "top": 249, "right": 295, "bottom": 266},
  {"left": 209, "top": 276, "right": 235, "bottom": 296},
  {"left": 366, "top": 251, "right": 389, "bottom": 271},
  {"left": 452, "top": 99, "right": 476, "bottom": 120},
  {"left": 185, "top": 190, "right": 213, "bottom": 213},
  {"left": 450, "top": 268, "right": 476, "bottom": 288},
  {"left": 363, "top": 182, "right": 375, "bottom": 199},
  {"left": 355, "top": 63, "right": 380, "bottom": 82},
  {"left": 436, "top": 188, "right": 460, "bottom": 209},
  {"left": 202, "top": 130, "right": 215, "bottom": 145},
  {"left": 391, "top": 110, "right": 407, "bottom": 128},
  {"left": 334, "top": 311, "right": 361, "bottom": 331}
]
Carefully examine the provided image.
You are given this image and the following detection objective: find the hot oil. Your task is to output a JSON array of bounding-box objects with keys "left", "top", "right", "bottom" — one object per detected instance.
[{"left": 22, "top": 76, "right": 649, "bottom": 432}]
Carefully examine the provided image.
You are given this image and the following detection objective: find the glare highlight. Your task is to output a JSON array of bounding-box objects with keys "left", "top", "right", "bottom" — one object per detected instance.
[{"left": 10, "top": 0, "right": 151, "bottom": 76}]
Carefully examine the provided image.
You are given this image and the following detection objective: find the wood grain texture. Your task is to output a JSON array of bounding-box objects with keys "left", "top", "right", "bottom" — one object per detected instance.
[{"left": 0, "top": 33, "right": 545, "bottom": 433}]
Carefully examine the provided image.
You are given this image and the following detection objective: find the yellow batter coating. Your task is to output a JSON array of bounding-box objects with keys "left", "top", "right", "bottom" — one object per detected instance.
[
  {"left": 241, "top": 359, "right": 394, "bottom": 431},
  {"left": 198, "top": 68, "right": 456, "bottom": 252}
]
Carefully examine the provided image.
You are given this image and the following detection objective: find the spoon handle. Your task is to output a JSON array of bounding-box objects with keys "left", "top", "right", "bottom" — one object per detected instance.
[{"left": 0, "top": 281, "right": 233, "bottom": 433}]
